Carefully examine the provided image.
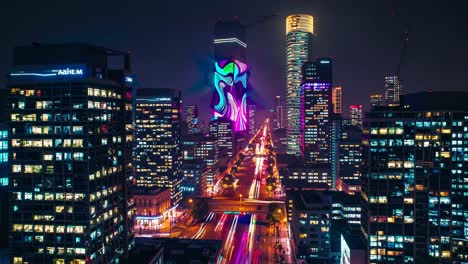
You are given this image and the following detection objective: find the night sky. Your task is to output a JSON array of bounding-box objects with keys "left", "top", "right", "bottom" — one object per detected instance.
[{"left": 2, "top": 0, "right": 467, "bottom": 122}]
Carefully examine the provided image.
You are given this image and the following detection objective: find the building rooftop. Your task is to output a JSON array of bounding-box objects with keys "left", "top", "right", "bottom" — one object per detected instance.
[
  {"left": 134, "top": 237, "right": 222, "bottom": 264},
  {"left": 373, "top": 91, "right": 468, "bottom": 112},
  {"left": 136, "top": 88, "right": 180, "bottom": 98},
  {"left": 132, "top": 187, "right": 169, "bottom": 196}
]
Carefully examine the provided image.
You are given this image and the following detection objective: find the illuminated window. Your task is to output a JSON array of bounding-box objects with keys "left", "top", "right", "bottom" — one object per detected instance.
[
  {"left": 404, "top": 198, "right": 413, "bottom": 204},
  {"left": 45, "top": 225, "right": 54, "bottom": 233},
  {"left": 441, "top": 251, "right": 451, "bottom": 258},
  {"left": 73, "top": 139, "right": 83, "bottom": 148}
]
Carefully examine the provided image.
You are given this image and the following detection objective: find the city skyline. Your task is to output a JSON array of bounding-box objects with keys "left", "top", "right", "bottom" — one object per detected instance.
[
  {"left": 1, "top": 1, "right": 468, "bottom": 263},
  {"left": 2, "top": 0, "right": 468, "bottom": 122}
]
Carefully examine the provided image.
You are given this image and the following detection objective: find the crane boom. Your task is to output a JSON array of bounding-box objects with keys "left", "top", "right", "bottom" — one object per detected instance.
[{"left": 396, "top": 24, "right": 410, "bottom": 78}]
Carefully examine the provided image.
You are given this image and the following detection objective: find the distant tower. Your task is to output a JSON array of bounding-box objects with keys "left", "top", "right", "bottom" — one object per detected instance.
[
  {"left": 212, "top": 19, "right": 249, "bottom": 132},
  {"left": 332, "top": 86, "right": 343, "bottom": 114},
  {"left": 248, "top": 104, "right": 256, "bottom": 136},
  {"left": 275, "top": 96, "right": 284, "bottom": 129},
  {"left": 186, "top": 105, "right": 199, "bottom": 134},
  {"left": 349, "top": 104, "right": 363, "bottom": 128},
  {"left": 286, "top": 14, "right": 314, "bottom": 155},
  {"left": 384, "top": 75, "right": 403, "bottom": 105},
  {"left": 369, "top": 94, "right": 384, "bottom": 107},
  {"left": 209, "top": 118, "right": 234, "bottom": 158}
]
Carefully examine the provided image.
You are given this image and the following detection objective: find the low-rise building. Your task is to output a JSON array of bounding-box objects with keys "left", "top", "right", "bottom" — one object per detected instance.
[{"left": 133, "top": 187, "right": 172, "bottom": 229}]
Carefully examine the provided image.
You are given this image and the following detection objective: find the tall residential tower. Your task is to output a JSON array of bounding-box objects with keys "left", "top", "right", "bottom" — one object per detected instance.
[{"left": 286, "top": 14, "right": 314, "bottom": 155}]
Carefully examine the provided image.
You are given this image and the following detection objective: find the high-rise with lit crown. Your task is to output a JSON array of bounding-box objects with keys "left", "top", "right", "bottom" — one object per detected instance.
[
  {"left": 286, "top": 14, "right": 314, "bottom": 155},
  {"left": 134, "top": 88, "right": 182, "bottom": 205},
  {"left": 8, "top": 43, "right": 134, "bottom": 264}
]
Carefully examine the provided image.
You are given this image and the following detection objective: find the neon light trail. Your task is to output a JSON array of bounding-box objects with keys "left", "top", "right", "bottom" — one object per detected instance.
[{"left": 212, "top": 59, "right": 249, "bottom": 132}]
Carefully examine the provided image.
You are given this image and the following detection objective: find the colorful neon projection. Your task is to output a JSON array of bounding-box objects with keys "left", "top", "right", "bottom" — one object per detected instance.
[{"left": 213, "top": 60, "right": 249, "bottom": 131}]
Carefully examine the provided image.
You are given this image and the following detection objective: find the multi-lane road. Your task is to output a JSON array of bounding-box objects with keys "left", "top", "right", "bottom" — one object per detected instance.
[{"left": 146, "top": 120, "right": 291, "bottom": 263}]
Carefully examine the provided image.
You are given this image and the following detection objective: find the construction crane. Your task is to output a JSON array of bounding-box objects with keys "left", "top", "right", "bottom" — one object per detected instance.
[
  {"left": 244, "top": 13, "right": 279, "bottom": 28},
  {"left": 396, "top": 24, "right": 410, "bottom": 79}
]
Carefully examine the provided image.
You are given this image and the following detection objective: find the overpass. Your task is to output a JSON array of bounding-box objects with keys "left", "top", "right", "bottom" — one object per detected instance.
[{"left": 208, "top": 197, "right": 284, "bottom": 214}]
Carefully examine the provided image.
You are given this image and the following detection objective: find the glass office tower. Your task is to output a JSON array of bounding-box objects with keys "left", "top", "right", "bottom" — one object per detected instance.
[
  {"left": 286, "top": 14, "right": 313, "bottom": 155},
  {"left": 8, "top": 43, "right": 135, "bottom": 264},
  {"left": 134, "top": 88, "right": 182, "bottom": 206}
]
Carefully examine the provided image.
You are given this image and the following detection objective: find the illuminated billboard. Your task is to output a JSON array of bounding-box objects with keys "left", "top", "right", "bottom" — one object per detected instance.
[{"left": 212, "top": 59, "right": 248, "bottom": 131}]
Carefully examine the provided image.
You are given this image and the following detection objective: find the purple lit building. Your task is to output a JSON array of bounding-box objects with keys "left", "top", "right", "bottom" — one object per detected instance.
[{"left": 300, "top": 58, "right": 333, "bottom": 163}]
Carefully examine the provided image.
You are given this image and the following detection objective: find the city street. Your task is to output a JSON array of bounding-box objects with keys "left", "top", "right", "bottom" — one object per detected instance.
[{"left": 146, "top": 120, "right": 292, "bottom": 264}]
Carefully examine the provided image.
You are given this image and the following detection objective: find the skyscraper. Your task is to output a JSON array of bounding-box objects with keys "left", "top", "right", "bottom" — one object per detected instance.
[
  {"left": 349, "top": 104, "right": 363, "bottom": 128},
  {"left": 195, "top": 137, "right": 219, "bottom": 195},
  {"left": 369, "top": 94, "right": 384, "bottom": 107},
  {"left": 8, "top": 43, "right": 134, "bottom": 263},
  {"left": 300, "top": 58, "right": 332, "bottom": 163},
  {"left": 248, "top": 104, "right": 256, "bottom": 136},
  {"left": 274, "top": 95, "right": 284, "bottom": 129},
  {"left": 332, "top": 86, "right": 343, "bottom": 114},
  {"left": 337, "top": 124, "right": 362, "bottom": 194},
  {"left": 362, "top": 91, "right": 468, "bottom": 263},
  {"left": 135, "top": 88, "right": 182, "bottom": 205},
  {"left": 185, "top": 105, "right": 199, "bottom": 134},
  {"left": 209, "top": 118, "right": 233, "bottom": 158},
  {"left": 212, "top": 20, "right": 249, "bottom": 132},
  {"left": 286, "top": 14, "right": 314, "bottom": 155},
  {"left": 384, "top": 75, "right": 403, "bottom": 105}
]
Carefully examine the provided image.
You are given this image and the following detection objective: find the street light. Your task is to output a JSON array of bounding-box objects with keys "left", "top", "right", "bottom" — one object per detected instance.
[{"left": 239, "top": 194, "right": 243, "bottom": 211}]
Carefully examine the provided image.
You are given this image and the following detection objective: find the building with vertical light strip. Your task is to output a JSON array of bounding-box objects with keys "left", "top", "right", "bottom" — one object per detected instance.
[
  {"left": 135, "top": 88, "right": 182, "bottom": 206},
  {"left": 274, "top": 95, "right": 284, "bottom": 129},
  {"left": 332, "top": 86, "right": 343, "bottom": 114},
  {"left": 384, "top": 75, "right": 403, "bottom": 105},
  {"left": 362, "top": 92, "right": 468, "bottom": 263},
  {"left": 286, "top": 14, "right": 314, "bottom": 155},
  {"left": 349, "top": 104, "right": 363, "bottom": 128},
  {"left": 8, "top": 43, "right": 134, "bottom": 264},
  {"left": 185, "top": 105, "right": 198, "bottom": 134}
]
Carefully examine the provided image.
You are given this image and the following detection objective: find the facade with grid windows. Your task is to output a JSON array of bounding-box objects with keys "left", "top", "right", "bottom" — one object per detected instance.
[
  {"left": 362, "top": 92, "right": 468, "bottom": 263},
  {"left": 8, "top": 43, "right": 135, "bottom": 264}
]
